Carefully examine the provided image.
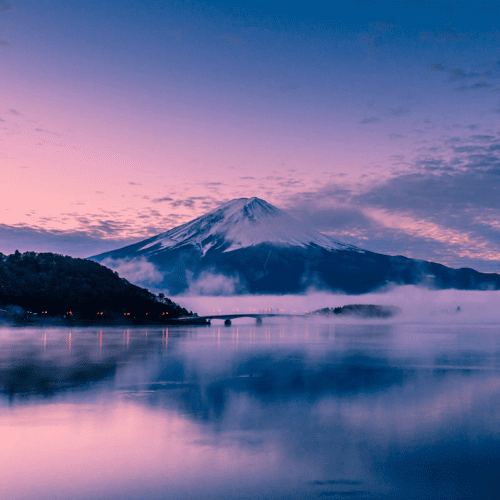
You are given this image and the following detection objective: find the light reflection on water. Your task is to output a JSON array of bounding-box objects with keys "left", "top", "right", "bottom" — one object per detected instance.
[{"left": 1, "top": 321, "right": 500, "bottom": 499}]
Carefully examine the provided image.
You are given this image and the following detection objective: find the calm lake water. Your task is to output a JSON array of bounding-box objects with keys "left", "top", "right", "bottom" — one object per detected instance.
[{"left": 1, "top": 319, "right": 500, "bottom": 499}]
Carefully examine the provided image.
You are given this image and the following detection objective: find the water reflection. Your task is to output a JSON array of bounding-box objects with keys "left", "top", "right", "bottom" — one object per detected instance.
[{"left": 1, "top": 323, "right": 500, "bottom": 499}]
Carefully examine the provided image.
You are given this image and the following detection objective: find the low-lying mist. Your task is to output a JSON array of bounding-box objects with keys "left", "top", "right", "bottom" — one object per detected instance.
[
  {"left": 173, "top": 286, "right": 500, "bottom": 324},
  {"left": 98, "top": 258, "right": 500, "bottom": 323}
]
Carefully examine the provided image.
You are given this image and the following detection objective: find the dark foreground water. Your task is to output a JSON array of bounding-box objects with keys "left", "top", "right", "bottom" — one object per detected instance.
[{"left": 1, "top": 320, "right": 500, "bottom": 499}]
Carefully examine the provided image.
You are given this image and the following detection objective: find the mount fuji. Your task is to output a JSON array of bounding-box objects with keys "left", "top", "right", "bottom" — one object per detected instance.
[{"left": 90, "top": 197, "right": 500, "bottom": 295}]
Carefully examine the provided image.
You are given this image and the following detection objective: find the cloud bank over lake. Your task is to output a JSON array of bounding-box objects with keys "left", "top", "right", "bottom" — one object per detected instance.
[{"left": 175, "top": 287, "right": 500, "bottom": 324}]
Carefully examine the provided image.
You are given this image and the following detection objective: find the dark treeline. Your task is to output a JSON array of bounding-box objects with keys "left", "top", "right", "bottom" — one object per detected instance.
[
  {"left": 0, "top": 251, "right": 189, "bottom": 321},
  {"left": 313, "top": 304, "right": 400, "bottom": 318}
]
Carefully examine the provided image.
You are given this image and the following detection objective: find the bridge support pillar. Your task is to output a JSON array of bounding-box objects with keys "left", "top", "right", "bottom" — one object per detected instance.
[
  {"left": 255, "top": 317, "right": 263, "bottom": 325},
  {"left": 224, "top": 319, "right": 231, "bottom": 326}
]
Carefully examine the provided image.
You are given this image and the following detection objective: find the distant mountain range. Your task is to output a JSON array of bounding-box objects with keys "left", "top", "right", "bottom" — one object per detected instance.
[{"left": 91, "top": 197, "right": 500, "bottom": 294}]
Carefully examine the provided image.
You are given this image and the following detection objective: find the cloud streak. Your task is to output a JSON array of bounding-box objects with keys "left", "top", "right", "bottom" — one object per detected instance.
[
  {"left": 358, "top": 116, "right": 381, "bottom": 124},
  {"left": 429, "top": 60, "right": 500, "bottom": 91},
  {"left": 284, "top": 132, "right": 500, "bottom": 272},
  {"left": 0, "top": 224, "right": 139, "bottom": 258}
]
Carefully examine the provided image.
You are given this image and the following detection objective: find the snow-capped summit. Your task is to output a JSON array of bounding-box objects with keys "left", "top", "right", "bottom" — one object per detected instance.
[{"left": 135, "top": 197, "right": 357, "bottom": 256}]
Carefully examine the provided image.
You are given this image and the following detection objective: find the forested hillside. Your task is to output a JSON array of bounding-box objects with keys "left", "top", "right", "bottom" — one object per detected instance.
[{"left": 0, "top": 251, "right": 189, "bottom": 320}]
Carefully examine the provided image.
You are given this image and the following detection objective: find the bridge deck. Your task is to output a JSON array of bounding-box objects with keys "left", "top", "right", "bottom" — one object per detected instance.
[{"left": 178, "top": 313, "right": 305, "bottom": 321}]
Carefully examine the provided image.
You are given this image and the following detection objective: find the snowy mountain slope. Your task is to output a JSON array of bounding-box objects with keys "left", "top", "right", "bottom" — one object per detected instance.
[
  {"left": 129, "top": 197, "right": 360, "bottom": 256},
  {"left": 90, "top": 198, "right": 500, "bottom": 295}
]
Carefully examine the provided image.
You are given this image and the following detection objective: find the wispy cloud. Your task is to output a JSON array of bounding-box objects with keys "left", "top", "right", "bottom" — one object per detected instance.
[
  {"left": 429, "top": 63, "right": 446, "bottom": 72},
  {"left": 455, "top": 82, "right": 493, "bottom": 91},
  {"left": 264, "top": 84, "right": 299, "bottom": 94},
  {"left": 387, "top": 106, "right": 410, "bottom": 117},
  {"left": 0, "top": 224, "right": 139, "bottom": 258},
  {"left": 216, "top": 33, "right": 245, "bottom": 45},
  {"left": 359, "top": 116, "right": 381, "bottom": 124},
  {"left": 357, "top": 33, "right": 382, "bottom": 59},
  {"left": 167, "top": 27, "right": 182, "bottom": 41},
  {"left": 429, "top": 60, "right": 500, "bottom": 91},
  {"left": 34, "top": 127, "right": 62, "bottom": 136},
  {"left": 420, "top": 23, "right": 469, "bottom": 42},
  {"left": 369, "top": 21, "right": 398, "bottom": 33},
  {"left": 279, "top": 85, "right": 299, "bottom": 93},
  {"left": 152, "top": 197, "right": 174, "bottom": 203},
  {"left": 283, "top": 132, "right": 500, "bottom": 271}
]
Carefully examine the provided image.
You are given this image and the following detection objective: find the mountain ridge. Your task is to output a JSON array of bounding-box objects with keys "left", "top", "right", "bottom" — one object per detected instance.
[{"left": 90, "top": 198, "right": 500, "bottom": 295}]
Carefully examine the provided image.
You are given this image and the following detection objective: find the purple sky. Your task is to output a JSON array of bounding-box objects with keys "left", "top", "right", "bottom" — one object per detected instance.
[{"left": 1, "top": 1, "right": 500, "bottom": 272}]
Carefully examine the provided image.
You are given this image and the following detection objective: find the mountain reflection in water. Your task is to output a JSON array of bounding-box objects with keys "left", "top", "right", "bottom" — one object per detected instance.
[{"left": 1, "top": 322, "right": 500, "bottom": 499}]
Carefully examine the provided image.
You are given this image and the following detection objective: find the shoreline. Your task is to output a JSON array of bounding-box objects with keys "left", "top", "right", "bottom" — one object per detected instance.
[{"left": 0, "top": 316, "right": 210, "bottom": 327}]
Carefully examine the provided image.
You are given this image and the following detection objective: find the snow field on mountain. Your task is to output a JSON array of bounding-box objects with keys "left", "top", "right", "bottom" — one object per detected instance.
[{"left": 137, "top": 198, "right": 359, "bottom": 255}]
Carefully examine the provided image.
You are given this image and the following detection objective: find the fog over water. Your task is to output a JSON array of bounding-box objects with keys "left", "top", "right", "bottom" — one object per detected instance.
[
  {"left": 1, "top": 288, "right": 500, "bottom": 499},
  {"left": 176, "top": 286, "right": 500, "bottom": 323}
]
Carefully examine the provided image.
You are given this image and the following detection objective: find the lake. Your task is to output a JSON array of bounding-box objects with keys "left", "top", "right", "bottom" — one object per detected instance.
[{"left": 1, "top": 318, "right": 500, "bottom": 499}]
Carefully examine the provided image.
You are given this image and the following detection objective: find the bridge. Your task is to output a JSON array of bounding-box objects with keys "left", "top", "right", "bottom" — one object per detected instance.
[{"left": 176, "top": 313, "right": 304, "bottom": 326}]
